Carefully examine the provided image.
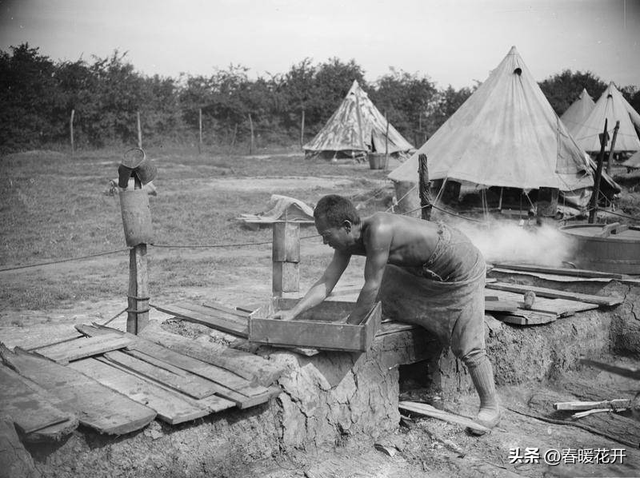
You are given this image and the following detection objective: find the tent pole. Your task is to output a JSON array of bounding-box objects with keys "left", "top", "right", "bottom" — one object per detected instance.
[
  {"left": 418, "top": 154, "right": 432, "bottom": 221},
  {"left": 385, "top": 111, "right": 389, "bottom": 170},
  {"left": 354, "top": 89, "right": 366, "bottom": 160},
  {"left": 498, "top": 187, "right": 503, "bottom": 211},
  {"left": 588, "top": 119, "right": 609, "bottom": 224},
  {"left": 605, "top": 120, "right": 620, "bottom": 175}
]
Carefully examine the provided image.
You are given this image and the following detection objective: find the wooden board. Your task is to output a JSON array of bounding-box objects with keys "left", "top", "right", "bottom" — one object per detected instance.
[
  {"left": 33, "top": 334, "right": 132, "bottom": 364},
  {"left": 485, "top": 282, "right": 623, "bottom": 306},
  {"left": 0, "top": 324, "right": 82, "bottom": 351},
  {"left": 485, "top": 289, "right": 598, "bottom": 317},
  {"left": 0, "top": 365, "right": 78, "bottom": 436},
  {"left": 492, "top": 262, "right": 628, "bottom": 279},
  {"left": 249, "top": 301, "right": 382, "bottom": 352},
  {"left": 69, "top": 358, "right": 234, "bottom": 424},
  {"left": 152, "top": 302, "right": 248, "bottom": 337},
  {"left": 138, "top": 322, "right": 284, "bottom": 387},
  {"left": 76, "top": 324, "right": 275, "bottom": 409},
  {"left": 103, "top": 350, "right": 221, "bottom": 400},
  {"left": 94, "top": 357, "right": 236, "bottom": 415},
  {"left": 399, "top": 401, "right": 490, "bottom": 434},
  {"left": 496, "top": 312, "right": 557, "bottom": 326},
  {"left": 0, "top": 345, "right": 156, "bottom": 435},
  {"left": 483, "top": 297, "right": 519, "bottom": 313}
]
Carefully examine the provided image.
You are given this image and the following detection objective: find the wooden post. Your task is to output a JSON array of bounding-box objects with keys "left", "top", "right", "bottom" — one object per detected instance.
[
  {"left": 272, "top": 222, "right": 300, "bottom": 297},
  {"left": 418, "top": 154, "right": 432, "bottom": 221},
  {"left": 198, "top": 108, "right": 203, "bottom": 154},
  {"left": 249, "top": 114, "right": 254, "bottom": 155},
  {"left": 300, "top": 109, "right": 305, "bottom": 148},
  {"left": 231, "top": 123, "right": 237, "bottom": 147},
  {"left": 605, "top": 120, "right": 620, "bottom": 175},
  {"left": 127, "top": 175, "right": 150, "bottom": 334},
  {"left": 69, "top": 109, "right": 75, "bottom": 154},
  {"left": 136, "top": 111, "right": 142, "bottom": 149},
  {"left": 588, "top": 119, "right": 609, "bottom": 224},
  {"left": 354, "top": 93, "right": 365, "bottom": 155}
]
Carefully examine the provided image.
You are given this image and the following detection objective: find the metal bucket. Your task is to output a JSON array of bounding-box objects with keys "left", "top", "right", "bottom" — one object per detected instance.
[
  {"left": 119, "top": 189, "right": 153, "bottom": 247},
  {"left": 560, "top": 223, "right": 640, "bottom": 274},
  {"left": 368, "top": 153, "right": 388, "bottom": 170}
]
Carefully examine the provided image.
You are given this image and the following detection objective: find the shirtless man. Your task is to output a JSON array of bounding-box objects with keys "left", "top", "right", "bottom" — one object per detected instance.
[{"left": 273, "top": 194, "right": 500, "bottom": 432}]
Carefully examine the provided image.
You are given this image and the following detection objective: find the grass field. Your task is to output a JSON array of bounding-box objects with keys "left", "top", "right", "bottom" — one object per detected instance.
[
  {"left": 2, "top": 146, "right": 639, "bottom": 316},
  {"left": 0, "top": 147, "right": 394, "bottom": 313}
]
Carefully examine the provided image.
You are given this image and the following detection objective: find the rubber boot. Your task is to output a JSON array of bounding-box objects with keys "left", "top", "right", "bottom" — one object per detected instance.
[{"left": 467, "top": 357, "right": 500, "bottom": 435}]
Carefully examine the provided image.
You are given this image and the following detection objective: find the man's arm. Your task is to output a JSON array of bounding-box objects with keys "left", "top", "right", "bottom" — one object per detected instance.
[
  {"left": 272, "top": 250, "right": 351, "bottom": 321},
  {"left": 346, "top": 219, "right": 391, "bottom": 324}
]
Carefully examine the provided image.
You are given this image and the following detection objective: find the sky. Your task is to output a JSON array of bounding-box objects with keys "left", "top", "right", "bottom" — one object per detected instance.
[{"left": 1, "top": 0, "right": 639, "bottom": 90}]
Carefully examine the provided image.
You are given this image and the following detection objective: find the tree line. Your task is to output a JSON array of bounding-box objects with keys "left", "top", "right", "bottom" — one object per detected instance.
[{"left": 1, "top": 43, "right": 638, "bottom": 154}]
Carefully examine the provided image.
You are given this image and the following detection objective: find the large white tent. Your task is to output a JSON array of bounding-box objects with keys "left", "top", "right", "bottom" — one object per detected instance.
[
  {"left": 572, "top": 82, "right": 640, "bottom": 154},
  {"left": 560, "top": 88, "right": 595, "bottom": 138},
  {"left": 388, "top": 46, "right": 593, "bottom": 196}
]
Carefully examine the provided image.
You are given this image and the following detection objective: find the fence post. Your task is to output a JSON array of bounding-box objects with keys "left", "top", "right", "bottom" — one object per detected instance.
[
  {"left": 137, "top": 111, "right": 143, "bottom": 149},
  {"left": 249, "top": 114, "right": 254, "bottom": 155},
  {"left": 300, "top": 109, "right": 305, "bottom": 148},
  {"left": 69, "top": 109, "right": 75, "bottom": 155},
  {"left": 272, "top": 221, "right": 300, "bottom": 297},
  {"left": 198, "top": 108, "right": 203, "bottom": 154}
]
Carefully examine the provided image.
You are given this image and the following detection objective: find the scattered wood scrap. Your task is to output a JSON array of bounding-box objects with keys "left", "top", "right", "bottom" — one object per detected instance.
[
  {"left": 0, "top": 345, "right": 156, "bottom": 435},
  {"left": 580, "top": 359, "right": 640, "bottom": 381},
  {"left": 398, "top": 401, "right": 490, "bottom": 434},
  {"left": 572, "top": 408, "right": 626, "bottom": 419},
  {"left": 485, "top": 282, "right": 623, "bottom": 306},
  {"left": 554, "top": 399, "right": 632, "bottom": 411}
]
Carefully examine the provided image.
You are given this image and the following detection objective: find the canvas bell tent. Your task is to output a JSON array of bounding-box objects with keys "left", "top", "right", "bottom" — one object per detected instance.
[
  {"left": 388, "top": 46, "right": 595, "bottom": 213},
  {"left": 303, "top": 80, "right": 414, "bottom": 160},
  {"left": 572, "top": 82, "right": 640, "bottom": 154},
  {"left": 561, "top": 89, "right": 595, "bottom": 138}
]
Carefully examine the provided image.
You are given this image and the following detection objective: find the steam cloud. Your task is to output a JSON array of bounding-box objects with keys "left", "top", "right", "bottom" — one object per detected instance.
[{"left": 453, "top": 219, "right": 577, "bottom": 267}]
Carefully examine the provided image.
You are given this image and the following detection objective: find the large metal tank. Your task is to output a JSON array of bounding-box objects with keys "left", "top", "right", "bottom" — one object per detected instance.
[{"left": 560, "top": 222, "right": 640, "bottom": 274}]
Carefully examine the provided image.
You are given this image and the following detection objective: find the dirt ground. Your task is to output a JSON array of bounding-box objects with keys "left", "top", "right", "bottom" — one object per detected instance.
[{"left": 2, "top": 171, "right": 640, "bottom": 478}]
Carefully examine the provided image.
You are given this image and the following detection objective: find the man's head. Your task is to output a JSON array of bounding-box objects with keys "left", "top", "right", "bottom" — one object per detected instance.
[{"left": 313, "top": 195, "right": 361, "bottom": 250}]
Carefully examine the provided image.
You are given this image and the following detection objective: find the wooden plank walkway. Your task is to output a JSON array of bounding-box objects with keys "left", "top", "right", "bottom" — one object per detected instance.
[
  {"left": 76, "top": 323, "right": 278, "bottom": 409},
  {"left": 0, "top": 345, "right": 156, "bottom": 435},
  {"left": 69, "top": 358, "right": 234, "bottom": 425},
  {"left": 102, "top": 350, "right": 223, "bottom": 399}
]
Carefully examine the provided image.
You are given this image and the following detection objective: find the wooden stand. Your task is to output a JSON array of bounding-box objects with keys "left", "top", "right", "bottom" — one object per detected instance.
[
  {"left": 272, "top": 222, "right": 300, "bottom": 296},
  {"left": 121, "top": 175, "right": 151, "bottom": 334},
  {"left": 127, "top": 244, "right": 149, "bottom": 334}
]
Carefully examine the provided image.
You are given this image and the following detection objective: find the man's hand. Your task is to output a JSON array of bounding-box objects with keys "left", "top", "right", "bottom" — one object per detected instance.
[{"left": 271, "top": 309, "right": 297, "bottom": 321}]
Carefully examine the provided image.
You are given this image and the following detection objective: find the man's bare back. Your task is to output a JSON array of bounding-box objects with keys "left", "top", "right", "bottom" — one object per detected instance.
[{"left": 354, "top": 212, "right": 442, "bottom": 269}]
